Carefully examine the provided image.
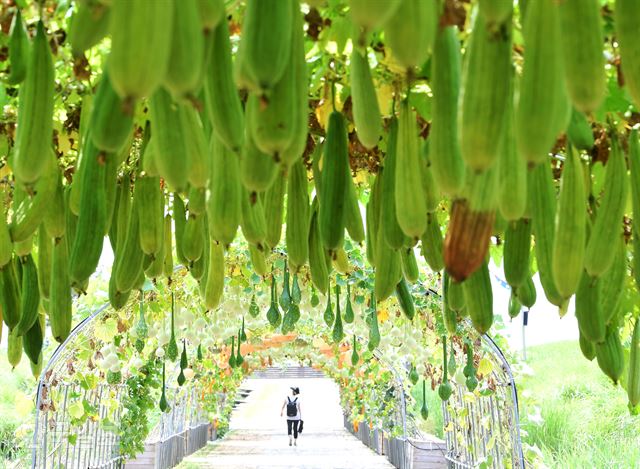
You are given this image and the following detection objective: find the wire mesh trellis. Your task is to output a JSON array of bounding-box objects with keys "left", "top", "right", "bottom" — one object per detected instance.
[
  {"left": 341, "top": 339, "right": 414, "bottom": 469},
  {"left": 29, "top": 281, "right": 523, "bottom": 469},
  {"left": 148, "top": 387, "right": 209, "bottom": 469},
  {"left": 441, "top": 331, "right": 525, "bottom": 469},
  {"left": 30, "top": 300, "right": 209, "bottom": 469},
  {"left": 32, "top": 382, "right": 126, "bottom": 469}
]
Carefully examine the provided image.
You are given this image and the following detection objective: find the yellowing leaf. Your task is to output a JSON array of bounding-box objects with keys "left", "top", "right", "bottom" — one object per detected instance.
[
  {"left": 375, "top": 82, "right": 395, "bottom": 117},
  {"left": 94, "top": 318, "right": 118, "bottom": 343},
  {"left": 68, "top": 400, "right": 85, "bottom": 420},
  {"left": 315, "top": 99, "right": 333, "bottom": 130},
  {"left": 486, "top": 435, "right": 497, "bottom": 452},
  {"left": 478, "top": 357, "right": 494, "bottom": 376},
  {"left": 462, "top": 392, "right": 476, "bottom": 404},
  {"left": 379, "top": 50, "right": 408, "bottom": 75},
  {"left": 58, "top": 133, "right": 72, "bottom": 155}
]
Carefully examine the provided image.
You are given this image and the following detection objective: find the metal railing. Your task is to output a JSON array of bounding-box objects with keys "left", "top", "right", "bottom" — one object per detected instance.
[{"left": 340, "top": 338, "right": 414, "bottom": 469}]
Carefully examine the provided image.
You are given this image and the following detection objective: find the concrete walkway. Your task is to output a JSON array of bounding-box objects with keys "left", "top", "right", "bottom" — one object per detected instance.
[{"left": 177, "top": 377, "right": 395, "bottom": 469}]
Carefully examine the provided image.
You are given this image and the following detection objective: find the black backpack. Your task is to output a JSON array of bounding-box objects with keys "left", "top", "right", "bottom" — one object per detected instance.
[{"left": 286, "top": 397, "right": 298, "bottom": 417}]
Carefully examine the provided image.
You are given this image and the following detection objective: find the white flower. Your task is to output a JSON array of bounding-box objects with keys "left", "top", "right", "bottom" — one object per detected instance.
[{"left": 155, "top": 347, "right": 165, "bottom": 358}]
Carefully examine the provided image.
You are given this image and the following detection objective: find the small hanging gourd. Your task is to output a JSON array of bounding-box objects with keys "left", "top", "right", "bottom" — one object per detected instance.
[
  {"left": 409, "top": 364, "right": 419, "bottom": 385},
  {"left": 266, "top": 273, "right": 281, "bottom": 328},
  {"left": 240, "top": 316, "right": 247, "bottom": 342},
  {"left": 159, "top": 362, "right": 169, "bottom": 412},
  {"left": 368, "top": 292, "right": 380, "bottom": 351},
  {"left": 279, "top": 261, "right": 291, "bottom": 310},
  {"left": 438, "top": 335, "right": 453, "bottom": 401},
  {"left": 228, "top": 336, "right": 237, "bottom": 368},
  {"left": 166, "top": 293, "right": 179, "bottom": 361},
  {"left": 351, "top": 335, "right": 359, "bottom": 366},
  {"left": 197, "top": 343, "right": 203, "bottom": 361},
  {"left": 420, "top": 380, "right": 429, "bottom": 420},
  {"left": 448, "top": 341, "right": 457, "bottom": 376},
  {"left": 463, "top": 341, "right": 478, "bottom": 392},
  {"left": 310, "top": 286, "right": 320, "bottom": 307},
  {"left": 282, "top": 301, "right": 301, "bottom": 334},
  {"left": 291, "top": 272, "right": 301, "bottom": 304},
  {"left": 344, "top": 282, "right": 354, "bottom": 323},
  {"left": 249, "top": 292, "right": 260, "bottom": 317},
  {"left": 180, "top": 340, "right": 188, "bottom": 369},
  {"left": 323, "top": 287, "right": 334, "bottom": 327},
  {"left": 235, "top": 331, "right": 244, "bottom": 366},
  {"left": 395, "top": 277, "right": 415, "bottom": 321},
  {"left": 332, "top": 283, "right": 344, "bottom": 343},
  {"left": 134, "top": 296, "right": 148, "bottom": 353}
]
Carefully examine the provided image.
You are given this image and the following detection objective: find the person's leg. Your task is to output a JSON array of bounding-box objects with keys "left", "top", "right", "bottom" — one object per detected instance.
[
  {"left": 293, "top": 419, "right": 298, "bottom": 443},
  {"left": 287, "top": 420, "right": 293, "bottom": 445}
]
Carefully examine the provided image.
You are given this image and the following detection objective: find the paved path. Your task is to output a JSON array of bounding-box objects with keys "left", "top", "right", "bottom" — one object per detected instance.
[{"left": 177, "top": 377, "right": 394, "bottom": 469}]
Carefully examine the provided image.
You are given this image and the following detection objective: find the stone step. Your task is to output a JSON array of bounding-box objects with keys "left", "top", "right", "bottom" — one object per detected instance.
[{"left": 250, "top": 367, "right": 325, "bottom": 379}]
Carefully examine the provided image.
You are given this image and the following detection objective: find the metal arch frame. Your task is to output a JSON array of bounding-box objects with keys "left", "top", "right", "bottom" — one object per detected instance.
[
  {"left": 428, "top": 283, "right": 526, "bottom": 468},
  {"left": 438, "top": 322, "right": 526, "bottom": 468},
  {"left": 31, "top": 302, "right": 110, "bottom": 468},
  {"left": 479, "top": 330, "right": 526, "bottom": 468},
  {"left": 30, "top": 272, "right": 523, "bottom": 469},
  {"left": 31, "top": 266, "right": 192, "bottom": 468}
]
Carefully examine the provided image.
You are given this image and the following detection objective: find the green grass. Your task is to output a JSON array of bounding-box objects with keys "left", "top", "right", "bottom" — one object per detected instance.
[
  {"left": 0, "top": 347, "right": 37, "bottom": 464},
  {"left": 410, "top": 378, "right": 444, "bottom": 439},
  {"left": 518, "top": 340, "right": 640, "bottom": 468}
]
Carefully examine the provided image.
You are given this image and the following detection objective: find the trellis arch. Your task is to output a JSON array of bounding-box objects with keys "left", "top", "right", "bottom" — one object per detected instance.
[{"left": 30, "top": 265, "right": 524, "bottom": 469}]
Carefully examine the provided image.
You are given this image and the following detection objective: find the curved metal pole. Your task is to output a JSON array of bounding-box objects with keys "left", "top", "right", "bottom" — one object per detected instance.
[
  {"left": 479, "top": 331, "right": 526, "bottom": 468},
  {"left": 435, "top": 284, "right": 525, "bottom": 467},
  {"left": 31, "top": 302, "right": 110, "bottom": 468}
]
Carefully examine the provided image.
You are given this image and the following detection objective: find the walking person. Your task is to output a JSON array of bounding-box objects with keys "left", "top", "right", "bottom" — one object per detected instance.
[{"left": 280, "top": 386, "right": 301, "bottom": 446}]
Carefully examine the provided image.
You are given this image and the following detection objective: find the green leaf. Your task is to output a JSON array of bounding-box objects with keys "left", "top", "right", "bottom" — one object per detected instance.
[
  {"left": 409, "top": 87, "right": 431, "bottom": 121},
  {"left": 94, "top": 318, "right": 118, "bottom": 343},
  {"left": 69, "top": 400, "right": 85, "bottom": 420}
]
